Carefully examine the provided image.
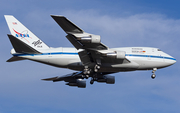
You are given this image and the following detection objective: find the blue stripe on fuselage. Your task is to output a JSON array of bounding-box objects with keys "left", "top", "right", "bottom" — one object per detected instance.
[
  {"left": 13, "top": 52, "right": 78, "bottom": 56},
  {"left": 13, "top": 52, "right": 176, "bottom": 61},
  {"left": 125, "top": 54, "right": 176, "bottom": 61}
]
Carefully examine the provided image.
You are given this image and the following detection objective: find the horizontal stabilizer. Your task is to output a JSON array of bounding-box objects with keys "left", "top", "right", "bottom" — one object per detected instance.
[
  {"left": 51, "top": 15, "right": 83, "bottom": 34},
  {"left": 7, "top": 34, "right": 41, "bottom": 54},
  {"left": 7, "top": 56, "right": 26, "bottom": 62}
]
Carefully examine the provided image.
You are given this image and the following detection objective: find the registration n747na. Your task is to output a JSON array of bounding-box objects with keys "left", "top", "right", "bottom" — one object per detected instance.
[{"left": 4, "top": 15, "right": 176, "bottom": 88}]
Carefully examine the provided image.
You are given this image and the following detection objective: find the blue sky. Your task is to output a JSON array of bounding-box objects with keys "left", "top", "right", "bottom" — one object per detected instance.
[{"left": 0, "top": 0, "right": 180, "bottom": 113}]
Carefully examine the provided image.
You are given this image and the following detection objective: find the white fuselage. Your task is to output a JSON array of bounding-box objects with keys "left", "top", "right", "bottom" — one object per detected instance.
[{"left": 12, "top": 47, "right": 176, "bottom": 72}]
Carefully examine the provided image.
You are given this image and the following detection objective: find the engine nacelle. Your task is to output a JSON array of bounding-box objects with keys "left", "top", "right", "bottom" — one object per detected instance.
[
  {"left": 77, "top": 35, "right": 101, "bottom": 44},
  {"left": 66, "top": 79, "right": 86, "bottom": 88},
  {"left": 106, "top": 51, "right": 125, "bottom": 59},
  {"left": 97, "top": 75, "right": 115, "bottom": 84},
  {"left": 105, "top": 75, "right": 115, "bottom": 84}
]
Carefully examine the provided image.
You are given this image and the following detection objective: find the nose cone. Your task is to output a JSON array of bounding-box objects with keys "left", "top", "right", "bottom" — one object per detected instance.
[
  {"left": 171, "top": 58, "right": 176, "bottom": 65},
  {"left": 165, "top": 57, "right": 176, "bottom": 66},
  {"left": 161, "top": 51, "right": 176, "bottom": 66}
]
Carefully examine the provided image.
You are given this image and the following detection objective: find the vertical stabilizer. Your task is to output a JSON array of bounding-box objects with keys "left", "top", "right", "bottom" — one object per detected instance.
[{"left": 4, "top": 15, "right": 49, "bottom": 50}]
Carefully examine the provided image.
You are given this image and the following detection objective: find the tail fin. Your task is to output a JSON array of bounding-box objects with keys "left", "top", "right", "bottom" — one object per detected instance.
[{"left": 4, "top": 15, "right": 49, "bottom": 53}]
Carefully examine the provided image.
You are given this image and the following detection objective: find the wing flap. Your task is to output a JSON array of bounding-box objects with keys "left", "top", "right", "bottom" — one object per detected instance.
[
  {"left": 66, "top": 34, "right": 83, "bottom": 49},
  {"left": 78, "top": 50, "right": 93, "bottom": 66}
]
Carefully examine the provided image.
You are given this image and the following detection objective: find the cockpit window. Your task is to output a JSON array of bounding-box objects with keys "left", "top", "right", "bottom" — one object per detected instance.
[{"left": 157, "top": 49, "right": 161, "bottom": 51}]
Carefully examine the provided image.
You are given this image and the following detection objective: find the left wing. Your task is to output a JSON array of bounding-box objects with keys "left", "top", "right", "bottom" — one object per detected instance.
[
  {"left": 42, "top": 72, "right": 115, "bottom": 88},
  {"left": 42, "top": 72, "right": 86, "bottom": 88}
]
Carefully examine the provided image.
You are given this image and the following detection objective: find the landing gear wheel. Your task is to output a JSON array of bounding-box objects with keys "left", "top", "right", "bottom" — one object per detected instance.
[
  {"left": 83, "top": 68, "right": 91, "bottom": 75},
  {"left": 96, "top": 65, "right": 100, "bottom": 69},
  {"left": 94, "top": 65, "right": 100, "bottom": 72},
  {"left": 90, "top": 80, "right": 94, "bottom": 84},
  {"left": 151, "top": 74, "right": 156, "bottom": 79},
  {"left": 87, "top": 70, "right": 90, "bottom": 74},
  {"left": 151, "top": 68, "right": 157, "bottom": 79},
  {"left": 94, "top": 68, "right": 98, "bottom": 72},
  {"left": 82, "top": 75, "right": 89, "bottom": 79},
  {"left": 85, "top": 75, "right": 89, "bottom": 79}
]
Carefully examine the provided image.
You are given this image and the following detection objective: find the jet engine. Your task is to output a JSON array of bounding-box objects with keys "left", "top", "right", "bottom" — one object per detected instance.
[
  {"left": 97, "top": 75, "right": 115, "bottom": 84},
  {"left": 66, "top": 79, "right": 86, "bottom": 88},
  {"left": 77, "top": 35, "right": 101, "bottom": 44},
  {"left": 105, "top": 51, "right": 126, "bottom": 59}
]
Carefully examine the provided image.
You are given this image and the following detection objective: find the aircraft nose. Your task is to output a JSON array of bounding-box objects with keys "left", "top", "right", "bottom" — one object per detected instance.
[
  {"left": 172, "top": 59, "right": 176, "bottom": 64},
  {"left": 168, "top": 57, "right": 176, "bottom": 65},
  {"left": 163, "top": 56, "right": 176, "bottom": 67}
]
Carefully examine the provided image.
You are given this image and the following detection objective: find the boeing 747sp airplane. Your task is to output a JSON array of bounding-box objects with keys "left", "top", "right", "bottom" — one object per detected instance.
[{"left": 4, "top": 15, "right": 176, "bottom": 88}]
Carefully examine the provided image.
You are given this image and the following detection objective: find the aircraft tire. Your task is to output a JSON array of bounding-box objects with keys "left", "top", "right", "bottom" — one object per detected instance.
[
  {"left": 151, "top": 74, "right": 156, "bottom": 79},
  {"left": 90, "top": 80, "right": 94, "bottom": 84}
]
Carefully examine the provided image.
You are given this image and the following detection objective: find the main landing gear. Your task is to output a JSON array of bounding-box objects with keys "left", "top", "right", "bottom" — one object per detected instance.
[
  {"left": 90, "top": 74, "right": 98, "bottom": 85},
  {"left": 82, "top": 67, "right": 91, "bottom": 79},
  {"left": 151, "top": 68, "right": 157, "bottom": 79},
  {"left": 82, "top": 65, "right": 101, "bottom": 84},
  {"left": 91, "top": 64, "right": 101, "bottom": 84},
  {"left": 94, "top": 64, "right": 100, "bottom": 72},
  {"left": 83, "top": 59, "right": 102, "bottom": 84}
]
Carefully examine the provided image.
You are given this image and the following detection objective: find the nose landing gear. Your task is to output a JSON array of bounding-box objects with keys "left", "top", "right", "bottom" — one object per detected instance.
[
  {"left": 151, "top": 68, "right": 157, "bottom": 79},
  {"left": 151, "top": 74, "right": 156, "bottom": 79}
]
